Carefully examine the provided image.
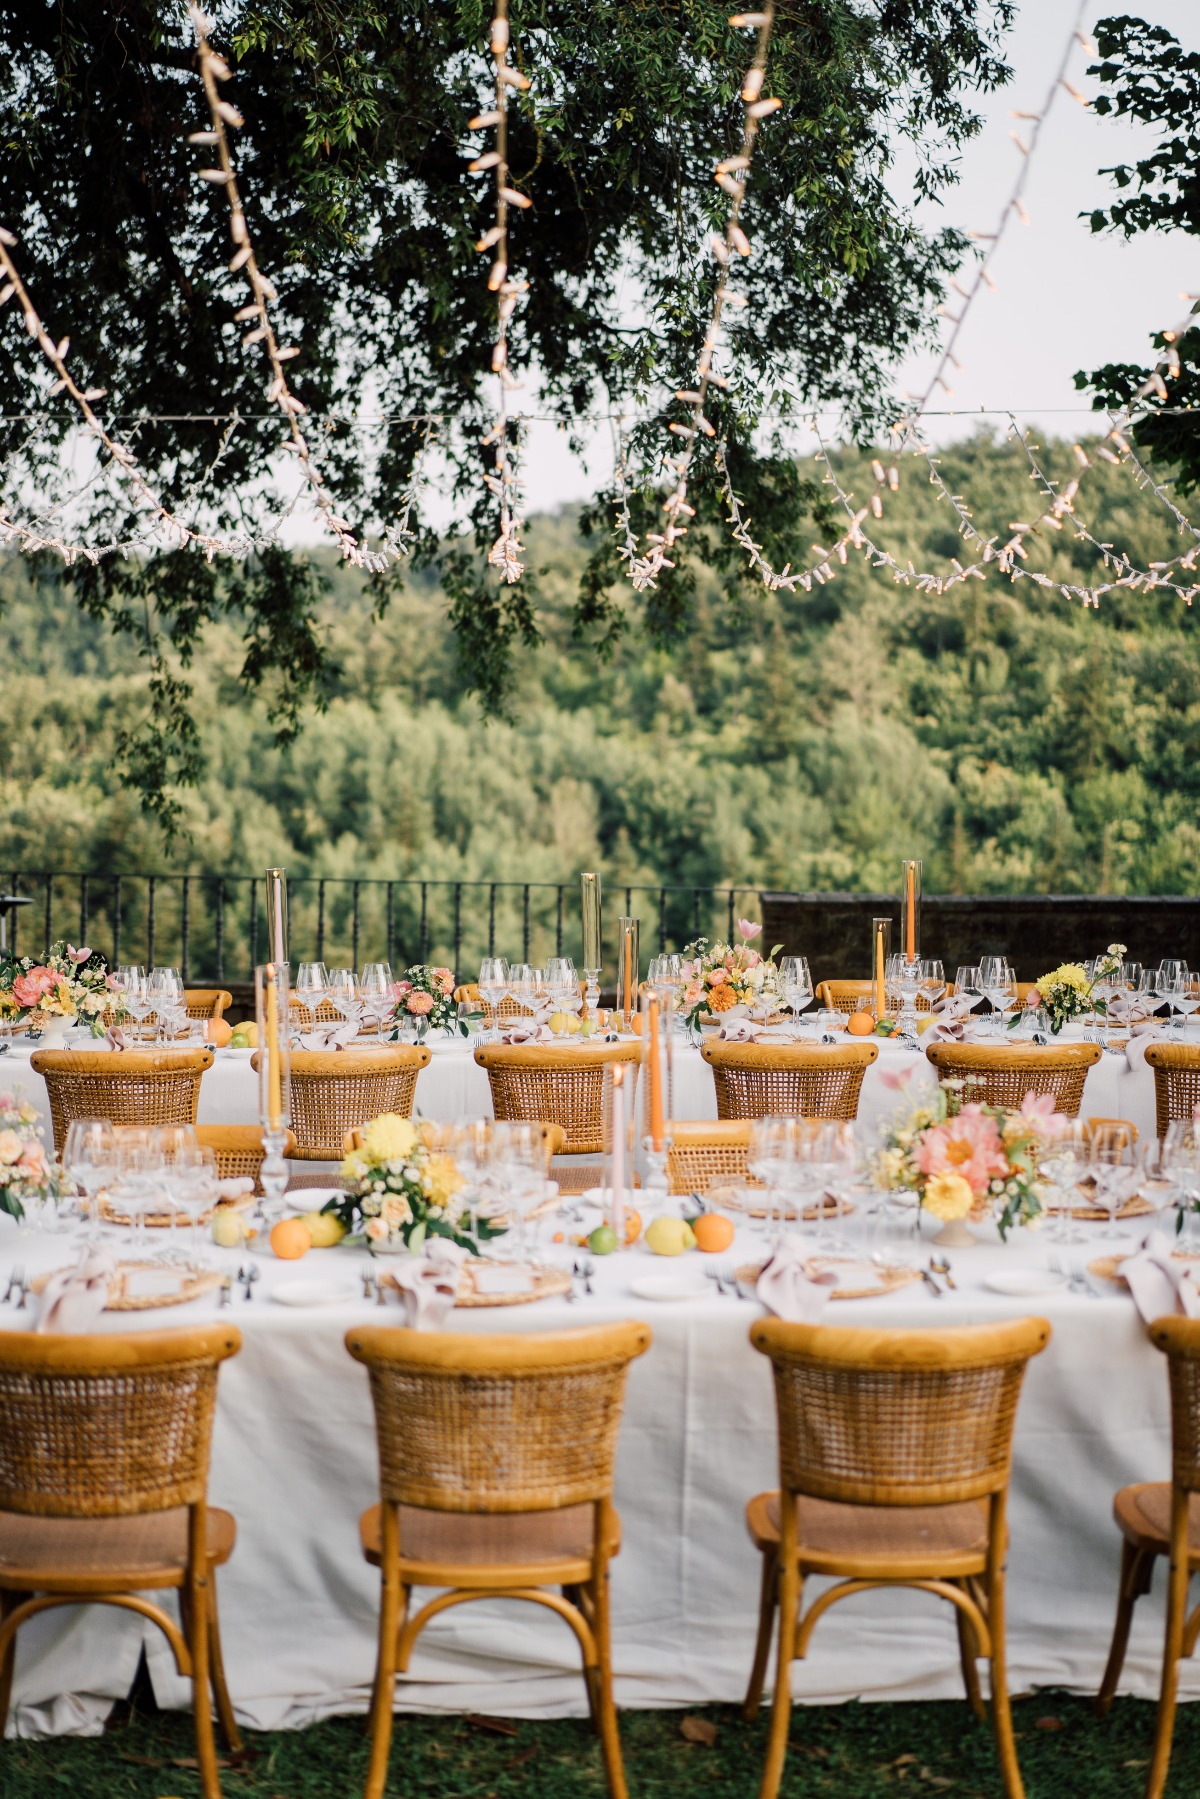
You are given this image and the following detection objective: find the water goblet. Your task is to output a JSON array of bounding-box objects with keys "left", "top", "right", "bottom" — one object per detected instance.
[
  {"left": 63, "top": 1117, "right": 116, "bottom": 1240},
  {"left": 779, "top": 956, "right": 813, "bottom": 1038},
  {"left": 358, "top": 963, "right": 395, "bottom": 1035},
  {"left": 479, "top": 957, "right": 509, "bottom": 1042},
  {"left": 294, "top": 962, "right": 329, "bottom": 1033},
  {"left": 326, "top": 969, "right": 362, "bottom": 1040}
]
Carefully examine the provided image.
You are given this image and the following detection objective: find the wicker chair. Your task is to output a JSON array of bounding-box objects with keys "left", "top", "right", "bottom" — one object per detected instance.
[
  {"left": 346, "top": 1321, "right": 651, "bottom": 1799},
  {"left": 474, "top": 1042, "right": 643, "bottom": 1193},
  {"left": 344, "top": 1121, "right": 567, "bottom": 1164},
  {"left": 453, "top": 983, "right": 531, "bottom": 1022},
  {"left": 1144, "top": 1044, "right": 1200, "bottom": 1140},
  {"left": 252, "top": 1047, "right": 430, "bottom": 1161},
  {"left": 815, "top": 980, "right": 944, "bottom": 1015},
  {"left": 666, "top": 1121, "right": 757, "bottom": 1196},
  {"left": 196, "top": 1124, "right": 296, "bottom": 1192},
  {"left": 0, "top": 1325, "right": 242, "bottom": 1799},
  {"left": 924, "top": 1041, "right": 1101, "bottom": 1117},
  {"left": 30, "top": 1048, "right": 214, "bottom": 1154},
  {"left": 745, "top": 1316, "right": 1050, "bottom": 1799},
  {"left": 184, "top": 989, "right": 233, "bottom": 1022},
  {"left": 1097, "top": 1316, "right": 1200, "bottom": 1798},
  {"left": 700, "top": 1041, "right": 878, "bottom": 1123}
]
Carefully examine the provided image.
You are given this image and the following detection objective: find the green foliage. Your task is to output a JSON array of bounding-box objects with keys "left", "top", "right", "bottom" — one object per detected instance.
[
  {"left": 2, "top": 435, "right": 1199, "bottom": 938},
  {"left": 1075, "top": 14, "right": 1200, "bottom": 491},
  {"left": 0, "top": 0, "right": 1015, "bottom": 817}
]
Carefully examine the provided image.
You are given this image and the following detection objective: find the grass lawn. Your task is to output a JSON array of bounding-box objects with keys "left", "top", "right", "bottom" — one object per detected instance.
[{"left": 2, "top": 1691, "right": 1195, "bottom": 1799}]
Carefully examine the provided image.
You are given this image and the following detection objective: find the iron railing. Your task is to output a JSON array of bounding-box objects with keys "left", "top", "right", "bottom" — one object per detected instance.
[{"left": 0, "top": 872, "right": 765, "bottom": 986}]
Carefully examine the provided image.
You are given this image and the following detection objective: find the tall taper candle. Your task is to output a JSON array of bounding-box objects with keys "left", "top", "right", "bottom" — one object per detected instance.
[
  {"left": 581, "top": 872, "right": 602, "bottom": 974},
  {"left": 265, "top": 867, "right": 288, "bottom": 969},
  {"left": 901, "top": 860, "right": 921, "bottom": 963},
  {"left": 873, "top": 917, "right": 889, "bottom": 1023},
  {"left": 609, "top": 1065, "right": 626, "bottom": 1243},
  {"left": 647, "top": 995, "right": 665, "bottom": 1151},
  {"left": 264, "top": 963, "right": 282, "bottom": 1131}
]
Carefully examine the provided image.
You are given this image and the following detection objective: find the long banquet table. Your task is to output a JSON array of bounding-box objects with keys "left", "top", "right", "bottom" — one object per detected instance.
[{"left": 0, "top": 1026, "right": 1195, "bottom": 1737}]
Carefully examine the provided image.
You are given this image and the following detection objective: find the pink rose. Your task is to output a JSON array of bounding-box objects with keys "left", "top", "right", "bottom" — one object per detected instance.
[
  {"left": 683, "top": 983, "right": 703, "bottom": 1007},
  {"left": 12, "top": 968, "right": 55, "bottom": 1008},
  {"left": 17, "top": 1143, "right": 45, "bottom": 1176},
  {"left": 738, "top": 919, "right": 762, "bottom": 942},
  {"left": 0, "top": 1130, "right": 21, "bottom": 1166},
  {"left": 392, "top": 981, "right": 412, "bottom": 998},
  {"left": 916, "top": 1104, "right": 1008, "bottom": 1197},
  {"left": 708, "top": 968, "right": 728, "bottom": 987},
  {"left": 406, "top": 990, "right": 434, "bottom": 1016},
  {"left": 744, "top": 949, "right": 761, "bottom": 969}
]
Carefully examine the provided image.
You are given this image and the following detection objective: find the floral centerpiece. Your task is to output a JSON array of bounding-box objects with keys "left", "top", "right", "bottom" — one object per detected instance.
[
  {"left": 0, "top": 1093, "right": 70, "bottom": 1223},
  {"left": 874, "top": 1078, "right": 1067, "bottom": 1239},
  {"left": 679, "top": 920, "right": 783, "bottom": 1031},
  {"left": 0, "top": 942, "right": 126, "bottom": 1039},
  {"left": 387, "top": 965, "right": 470, "bottom": 1039},
  {"left": 329, "top": 1113, "right": 501, "bottom": 1254},
  {"left": 1017, "top": 944, "right": 1125, "bottom": 1036}
]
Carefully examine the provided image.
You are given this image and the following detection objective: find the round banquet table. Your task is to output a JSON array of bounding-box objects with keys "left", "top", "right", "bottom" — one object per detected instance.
[{"left": 0, "top": 1195, "right": 1196, "bottom": 1738}]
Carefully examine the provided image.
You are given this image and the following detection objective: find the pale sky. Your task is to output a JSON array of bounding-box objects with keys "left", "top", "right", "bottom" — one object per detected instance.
[{"left": 480, "top": 0, "right": 1198, "bottom": 526}]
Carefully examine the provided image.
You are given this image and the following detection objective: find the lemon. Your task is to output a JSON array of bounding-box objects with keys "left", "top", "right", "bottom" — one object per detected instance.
[
  {"left": 549, "top": 1011, "right": 582, "bottom": 1035},
  {"left": 588, "top": 1224, "right": 618, "bottom": 1256},
  {"left": 645, "top": 1216, "right": 696, "bottom": 1257},
  {"left": 211, "top": 1209, "right": 248, "bottom": 1248},
  {"left": 301, "top": 1210, "right": 347, "bottom": 1248}
]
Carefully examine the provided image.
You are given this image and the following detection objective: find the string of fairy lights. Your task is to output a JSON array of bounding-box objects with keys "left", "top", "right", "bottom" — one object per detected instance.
[{"left": 0, "top": 3, "right": 1196, "bottom": 615}]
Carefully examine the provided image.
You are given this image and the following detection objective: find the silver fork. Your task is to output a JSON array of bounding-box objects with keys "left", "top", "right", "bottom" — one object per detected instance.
[
  {"left": 705, "top": 1267, "right": 727, "bottom": 1297},
  {"left": 14, "top": 1268, "right": 28, "bottom": 1311}
]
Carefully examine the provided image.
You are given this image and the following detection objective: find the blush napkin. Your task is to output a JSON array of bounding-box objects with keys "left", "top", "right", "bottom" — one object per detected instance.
[
  {"left": 755, "top": 1239, "right": 838, "bottom": 1322},
  {"left": 1122, "top": 1229, "right": 1200, "bottom": 1324},
  {"left": 36, "top": 1244, "right": 118, "bottom": 1334},
  {"left": 386, "top": 1239, "right": 469, "bottom": 1329}
]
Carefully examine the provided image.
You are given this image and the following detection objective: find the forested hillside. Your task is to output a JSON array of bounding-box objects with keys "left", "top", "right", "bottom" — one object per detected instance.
[{"left": 2, "top": 432, "right": 1198, "bottom": 897}]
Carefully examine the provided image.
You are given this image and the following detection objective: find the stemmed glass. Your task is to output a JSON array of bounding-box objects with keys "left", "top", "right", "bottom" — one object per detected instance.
[
  {"left": 479, "top": 958, "right": 509, "bottom": 1042},
  {"left": 112, "top": 1130, "right": 167, "bottom": 1254},
  {"left": 980, "top": 957, "right": 1016, "bottom": 1039},
  {"left": 1159, "top": 961, "right": 1187, "bottom": 1032},
  {"left": 1039, "top": 1119, "right": 1088, "bottom": 1242},
  {"left": 748, "top": 1117, "right": 800, "bottom": 1244},
  {"left": 508, "top": 963, "right": 539, "bottom": 1015},
  {"left": 147, "top": 967, "right": 185, "bottom": 1044},
  {"left": 167, "top": 1145, "right": 219, "bottom": 1264},
  {"left": 812, "top": 1120, "right": 858, "bottom": 1252},
  {"left": 294, "top": 962, "right": 329, "bottom": 1034},
  {"left": 326, "top": 970, "right": 362, "bottom": 1040},
  {"left": 489, "top": 1122, "right": 547, "bottom": 1261},
  {"left": 954, "top": 966, "right": 983, "bottom": 1019},
  {"left": 1179, "top": 976, "right": 1200, "bottom": 1034},
  {"left": 545, "top": 958, "right": 580, "bottom": 1015},
  {"left": 111, "top": 966, "right": 147, "bottom": 1040},
  {"left": 919, "top": 959, "right": 946, "bottom": 1011},
  {"left": 779, "top": 956, "right": 813, "bottom": 1038},
  {"left": 63, "top": 1118, "right": 116, "bottom": 1241},
  {"left": 1090, "top": 1124, "right": 1137, "bottom": 1240},
  {"left": 358, "top": 963, "right": 395, "bottom": 1036},
  {"left": 647, "top": 955, "right": 684, "bottom": 1018},
  {"left": 1164, "top": 1122, "right": 1200, "bottom": 1244}
]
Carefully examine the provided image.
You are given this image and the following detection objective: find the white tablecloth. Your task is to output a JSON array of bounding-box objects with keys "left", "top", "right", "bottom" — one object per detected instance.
[{"left": 0, "top": 1198, "right": 1195, "bottom": 1738}]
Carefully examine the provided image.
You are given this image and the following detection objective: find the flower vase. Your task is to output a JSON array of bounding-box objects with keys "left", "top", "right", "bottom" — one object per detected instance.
[
  {"left": 31, "top": 1014, "right": 73, "bottom": 1050},
  {"left": 931, "top": 1216, "right": 976, "bottom": 1249}
]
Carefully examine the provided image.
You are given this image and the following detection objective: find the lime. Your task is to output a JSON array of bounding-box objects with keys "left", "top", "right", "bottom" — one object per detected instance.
[{"left": 588, "top": 1224, "right": 619, "bottom": 1256}]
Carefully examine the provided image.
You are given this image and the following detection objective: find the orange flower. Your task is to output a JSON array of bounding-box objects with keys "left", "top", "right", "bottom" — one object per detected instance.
[{"left": 707, "top": 981, "right": 737, "bottom": 1013}]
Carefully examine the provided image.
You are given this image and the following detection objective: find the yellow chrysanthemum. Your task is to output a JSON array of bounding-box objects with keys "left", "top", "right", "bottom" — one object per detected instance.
[
  {"left": 340, "top": 1149, "right": 370, "bottom": 1185},
  {"left": 1037, "top": 963, "right": 1091, "bottom": 996},
  {"left": 421, "top": 1152, "right": 465, "bottom": 1210},
  {"left": 923, "top": 1170, "right": 975, "bottom": 1221},
  {"left": 363, "top": 1114, "right": 417, "bottom": 1164}
]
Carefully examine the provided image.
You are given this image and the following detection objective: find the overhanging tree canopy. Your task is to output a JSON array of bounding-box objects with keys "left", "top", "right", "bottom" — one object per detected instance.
[{"left": 0, "top": 0, "right": 1016, "bottom": 825}]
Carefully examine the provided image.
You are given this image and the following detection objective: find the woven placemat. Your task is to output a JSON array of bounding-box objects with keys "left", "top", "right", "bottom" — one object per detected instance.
[
  {"left": 96, "top": 1193, "right": 256, "bottom": 1230},
  {"left": 32, "top": 1259, "right": 222, "bottom": 1311},
  {"left": 456, "top": 1260, "right": 572, "bottom": 1308},
  {"left": 713, "top": 1185, "right": 855, "bottom": 1224},
  {"left": 1087, "top": 1249, "right": 1200, "bottom": 1286},
  {"left": 735, "top": 1257, "right": 921, "bottom": 1302}
]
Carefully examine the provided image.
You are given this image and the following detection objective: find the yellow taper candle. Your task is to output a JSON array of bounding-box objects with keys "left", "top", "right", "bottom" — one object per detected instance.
[
  {"left": 265, "top": 962, "right": 282, "bottom": 1131},
  {"left": 623, "top": 924, "right": 633, "bottom": 1021},
  {"left": 905, "top": 863, "right": 916, "bottom": 960},
  {"left": 609, "top": 1065, "right": 626, "bottom": 1243},
  {"left": 875, "top": 923, "right": 886, "bottom": 1024},
  {"left": 647, "top": 995, "right": 665, "bottom": 1151}
]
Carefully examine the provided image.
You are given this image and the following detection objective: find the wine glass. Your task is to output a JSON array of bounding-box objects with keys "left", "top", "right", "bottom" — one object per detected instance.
[
  {"left": 1039, "top": 1118, "right": 1087, "bottom": 1242},
  {"left": 812, "top": 1120, "right": 858, "bottom": 1251},
  {"left": 167, "top": 1145, "right": 219, "bottom": 1264},
  {"left": 545, "top": 958, "right": 580, "bottom": 1013},
  {"left": 748, "top": 1117, "right": 801, "bottom": 1243},
  {"left": 357, "top": 963, "right": 395, "bottom": 1035},
  {"left": 954, "top": 966, "right": 983, "bottom": 1015},
  {"left": 980, "top": 958, "right": 1015, "bottom": 1039},
  {"left": 1090, "top": 1123, "right": 1137, "bottom": 1240},
  {"left": 779, "top": 956, "right": 813, "bottom": 1038},
  {"left": 508, "top": 963, "right": 539, "bottom": 1014},
  {"left": 147, "top": 966, "right": 185, "bottom": 1043},
  {"left": 326, "top": 970, "right": 362, "bottom": 1039},
  {"left": 919, "top": 959, "right": 946, "bottom": 1010},
  {"left": 479, "top": 958, "right": 510, "bottom": 1041},
  {"left": 294, "top": 962, "right": 329, "bottom": 1032},
  {"left": 110, "top": 965, "right": 146, "bottom": 1039},
  {"left": 1179, "top": 976, "right": 1200, "bottom": 1033},
  {"left": 63, "top": 1117, "right": 116, "bottom": 1239}
]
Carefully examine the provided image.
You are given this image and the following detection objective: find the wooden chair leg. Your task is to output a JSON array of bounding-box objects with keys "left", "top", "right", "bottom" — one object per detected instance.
[
  {"left": 188, "top": 1572, "right": 222, "bottom": 1799},
  {"left": 1146, "top": 1548, "right": 1190, "bottom": 1799},
  {"left": 206, "top": 1573, "right": 243, "bottom": 1755},
  {"left": 0, "top": 1591, "right": 18, "bottom": 1737},
  {"left": 590, "top": 1567, "right": 629, "bottom": 1799},
  {"left": 364, "top": 1560, "right": 403, "bottom": 1799},
  {"left": 956, "top": 1596, "right": 986, "bottom": 1723},
  {"left": 564, "top": 1587, "right": 600, "bottom": 1729},
  {"left": 757, "top": 1566, "right": 800, "bottom": 1799},
  {"left": 743, "top": 1547, "right": 778, "bottom": 1722},
  {"left": 985, "top": 1568, "right": 1025, "bottom": 1799},
  {"left": 1098, "top": 1541, "right": 1154, "bottom": 1719}
]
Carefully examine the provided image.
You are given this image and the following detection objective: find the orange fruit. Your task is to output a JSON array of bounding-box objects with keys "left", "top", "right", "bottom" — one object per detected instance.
[
  {"left": 207, "top": 1018, "right": 233, "bottom": 1047},
  {"left": 624, "top": 1209, "right": 642, "bottom": 1246},
  {"left": 692, "top": 1213, "right": 735, "bottom": 1253},
  {"left": 846, "top": 1011, "right": 875, "bottom": 1037},
  {"left": 269, "top": 1217, "right": 311, "bottom": 1260}
]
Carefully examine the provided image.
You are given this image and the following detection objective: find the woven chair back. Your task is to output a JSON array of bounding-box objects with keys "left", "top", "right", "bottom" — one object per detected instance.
[
  {"left": 195, "top": 1124, "right": 294, "bottom": 1191},
  {"left": 454, "top": 984, "right": 535, "bottom": 1022},
  {"left": 815, "top": 980, "right": 938, "bottom": 1015},
  {"left": 253, "top": 1047, "right": 430, "bottom": 1160},
  {"left": 346, "top": 1323, "right": 651, "bottom": 1513},
  {"left": 751, "top": 1317, "right": 1049, "bottom": 1507},
  {"left": 924, "top": 1042, "right": 1100, "bottom": 1117},
  {"left": 30, "top": 1049, "right": 213, "bottom": 1154},
  {"left": 666, "top": 1121, "right": 757, "bottom": 1195},
  {"left": 475, "top": 1043, "right": 643, "bottom": 1154},
  {"left": 1144, "top": 1045, "right": 1200, "bottom": 1140},
  {"left": 1151, "top": 1318, "right": 1200, "bottom": 1494},
  {"left": 0, "top": 1326, "right": 240, "bottom": 1519},
  {"left": 183, "top": 989, "right": 232, "bottom": 1021},
  {"left": 700, "top": 1041, "right": 878, "bottom": 1122}
]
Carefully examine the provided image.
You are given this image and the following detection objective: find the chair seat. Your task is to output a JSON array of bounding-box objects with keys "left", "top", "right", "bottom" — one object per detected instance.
[
  {"left": 360, "top": 1502, "right": 621, "bottom": 1588},
  {"left": 747, "top": 1490, "right": 990, "bottom": 1578},
  {"left": 1114, "top": 1482, "right": 1200, "bottom": 1561},
  {"left": 0, "top": 1506, "right": 236, "bottom": 1594}
]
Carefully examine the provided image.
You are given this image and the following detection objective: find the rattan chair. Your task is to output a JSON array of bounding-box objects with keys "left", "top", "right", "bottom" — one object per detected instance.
[
  {"left": 666, "top": 1121, "right": 757, "bottom": 1196},
  {"left": 1096, "top": 1315, "right": 1200, "bottom": 1797},
  {"left": 745, "top": 1316, "right": 1050, "bottom": 1799},
  {"left": 453, "top": 982, "right": 530, "bottom": 1022},
  {"left": 252, "top": 1046, "right": 430, "bottom": 1161},
  {"left": 196, "top": 1124, "right": 296, "bottom": 1191},
  {"left": 184, "top": 989, "right": 233, "bottom": 1022},
  {"left": 474, "top": 1042, "right": 643, "bottom": 1193},
  {"left": 924, "top": 1041, "right": 1100, "bottom": 1117},
  {"left": 1144, "top": 1044, "right": 1200, "bottom": 1140},
  {"left": 0, "top": 1325, "right": 242, "bottom": 1799},
  {"left": 815, "top": 980, "right": 944, "bottom": 1015},
  {"left": 700, "top": 1040, "right": 878, "bottom": 1123},
  {"left": 344, "top": 1121, "right": 567, "bottom": 1164},
  {"left": 1084, "top": 1116, "right": 1140, "bottom": 1152},
  {"left": 346, "top": 1321, "right": 651, "bottom": 1799},
  {"left": 30, "top": 1048, "right": 214, "bottom": 1154}
]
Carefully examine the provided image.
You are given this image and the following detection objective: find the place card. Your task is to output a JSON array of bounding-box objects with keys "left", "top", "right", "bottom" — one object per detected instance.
[
  {"left": 124, "top": 1269, "right": 185, "bottom": 1300},
  {"left": 472, "top": 1266, "right": 535, "bottom": 1296}
]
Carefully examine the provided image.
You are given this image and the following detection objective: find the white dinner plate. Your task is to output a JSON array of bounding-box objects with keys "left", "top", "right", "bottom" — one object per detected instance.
[
  {"left": 628, "top": 1273, "right": 710, "bottom": 1303},
  {"left": 983, "top": 1268, "right": 1069, "bottom": 1297},
  {"left": 284, "top": 1188, "right": 342, "bottom": 1208},
  {"left": 270, "top": 1280, "right": 354, "bottom": 1308}
]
